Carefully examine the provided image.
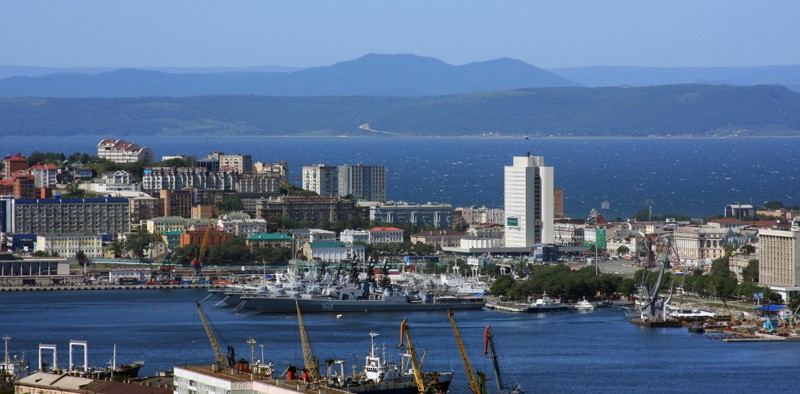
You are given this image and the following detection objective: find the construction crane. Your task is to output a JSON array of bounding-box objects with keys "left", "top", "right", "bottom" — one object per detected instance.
[
  {"left": 194, "top": 299, "right": 228, "bottom": 371},
  {"left": 295, "top": 300, "right": 319, "bottom": 382},
  {"left": 397, "top": 318, "right": 426, "bottom": 394},
  {"left": 447, "top": 310, "right": 481, "bottom": 394}
]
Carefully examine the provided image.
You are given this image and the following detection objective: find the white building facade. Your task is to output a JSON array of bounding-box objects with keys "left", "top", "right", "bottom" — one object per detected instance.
[
  {"left": 504, "top": 155, "right": 554, "bottom": 247},
  {"left": 302, "top": 164, "right": 338, "bottom": 196},
  {"left": 758, "top": 222, "right": 800, "bottom": 301}
]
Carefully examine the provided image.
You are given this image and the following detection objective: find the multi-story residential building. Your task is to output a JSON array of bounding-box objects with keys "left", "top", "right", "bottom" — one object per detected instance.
[
  {"left": 129, "top": 195, "right": 163, "bottom": 223},
  {"left": 142, "top": 167, "right": 237, "bottom": 193},
  {"left": 143, "top": 216, "right": 187, "bottom": 234},
  {"left": 504, "top": 155, "right": 554, "bottom": 247},
  {"left": 368, "top": 202, "right": 453, "bottom": 228},
  {"left": 142, "top": 167, "right": 279, "bottom": 195},
  {"left": 367, "top": 226, "right": 404, "bottom": 244},
  {"left": 257, "top": 196, "right": 359, "bottom": 225},
  {"left": 28, "top": 163, "right": 58, "bottom": 189},
  {"left": 302, "top": 164, "right": 338, "bottom": 196},
  {"left": 82, "top": 170, "right": 141, "bottom": 194},
  {"left": 35, "top": 234, "right": 104, "bottom": 258},
  {"left": 10, "top": 196, "right": 130, "bottom": 235},
  {"left": 0, "top": 174, "right": 36, "bottom": 199},
  {"left": 553, "top": 222, "right": 585, "bottom": 246},
  {"left": 218, "top": 153, "right": 253, "bottom": 174},
  {"left": 159, "top": 189, "right": 194, "bottom": 218},
  {"left": 338, "top": 164, "right": 386, "bottom": 201},
  {"left": 758, "top": 220, "right": 800, "bottom": 301},
  {"left": 3, "top": 154, "right": 28, "bottom": 180},
  {"left": 339, "top": 229, "right": 370, "bottom": 244},
  {"left": 217, "top": 212, "right": 269, "bottom": 238},
  {"left": 457, "top": 206, "right": 505, "bottom": 226},
  {"left": 673, "top": 226, "right": 730, "bottom": 266},
  {"left": 96, "top": 139, "right": 154, "bottom": 163},
  {"left": 410, "top": 229, "right": 463, "bottom": 250}
]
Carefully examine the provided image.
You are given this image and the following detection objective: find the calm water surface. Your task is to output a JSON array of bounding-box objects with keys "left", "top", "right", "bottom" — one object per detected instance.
[{"left": 1, "top": 289, "right": 799, "bottom": 393}]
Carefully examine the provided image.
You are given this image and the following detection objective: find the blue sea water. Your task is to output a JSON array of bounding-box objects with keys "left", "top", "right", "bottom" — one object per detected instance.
[
  {"left": 1, "top": 135, "right": 798, "bottom": 218},
  {"left": 1, "top": 289, "right": 799, "bottom": 393}
]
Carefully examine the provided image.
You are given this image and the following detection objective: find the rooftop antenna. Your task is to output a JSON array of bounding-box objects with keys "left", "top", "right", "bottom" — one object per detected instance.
[{"left": 524, "top": 135, "right": 531, "bottom": 156}]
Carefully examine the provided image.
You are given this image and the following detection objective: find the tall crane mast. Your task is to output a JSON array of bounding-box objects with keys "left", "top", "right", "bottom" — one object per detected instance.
[
  {"left": 195, "top": 300, "right": 228, "bottom": 371},
  {"left": 295, "top": 300, "right": 319, "bottom": 382},
  {"left": 192, "top": 221, "right": 212, "bottom": 274},
  {"left": 448, "top": 310, "right": 481, "bottom": 394},
  {"left": 484, "top": 325, "right": 505, "bottom": 394},
  {"left": 397, "top": 318, "right": 426, "bottom": 394}
]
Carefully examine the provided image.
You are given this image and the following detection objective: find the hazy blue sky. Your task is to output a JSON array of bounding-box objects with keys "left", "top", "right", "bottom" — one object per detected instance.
[{"left": 2, "top": 0, "right": 798, "bottom": 68}]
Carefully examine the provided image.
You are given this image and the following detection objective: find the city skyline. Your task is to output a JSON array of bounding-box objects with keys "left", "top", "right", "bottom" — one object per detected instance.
[{"left": 2, "top": 1, "right": 799, "bottom": 69}]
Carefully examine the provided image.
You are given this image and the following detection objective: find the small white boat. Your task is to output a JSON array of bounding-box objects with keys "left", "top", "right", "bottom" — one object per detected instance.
[
  {"left": 575, "top": 297, "right": 595, "bottom": 310},
  {"left": 528, "top": 292, "right": 568, "bottom": 312}
]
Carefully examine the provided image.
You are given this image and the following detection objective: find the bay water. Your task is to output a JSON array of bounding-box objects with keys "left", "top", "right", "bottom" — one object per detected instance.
[
  {"left": 1, "top": 135, "right": 797, "bottom": 219},
  {"left": 1, "top": 289, "right": 799, "bottom": 393}
]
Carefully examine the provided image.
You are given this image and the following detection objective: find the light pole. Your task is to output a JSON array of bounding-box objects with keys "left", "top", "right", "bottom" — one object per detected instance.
[
  {"left": 2, "top": 335, "right": 10, "bottom": 371},
  {"left": 259, "top": 344, "right": 264, "bottom": 364},
  {"left": 246, "top": 338, "right": 257, "bottom": 365}
]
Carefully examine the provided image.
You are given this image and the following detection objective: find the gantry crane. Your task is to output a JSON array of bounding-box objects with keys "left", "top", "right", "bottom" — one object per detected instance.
[
  {"left": 397, "top": 318, "right": 426, "bottom": 394},
  {"left": 295, "top": 300, "right": 319, "bottom": 382},
  {"left": 447, "top": 310, "right": 481, "bottom": 394},
  {"left": 195, "top": 299, "right": 228, "bottom": 371}
]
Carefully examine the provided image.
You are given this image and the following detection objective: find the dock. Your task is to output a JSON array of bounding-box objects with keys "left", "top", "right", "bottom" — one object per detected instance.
[
  {"left": 0, "top": 284, "right": 221, "bottom": 292},
  {"left": 485, "top": 301, "right": 530, "bottom": 313}
]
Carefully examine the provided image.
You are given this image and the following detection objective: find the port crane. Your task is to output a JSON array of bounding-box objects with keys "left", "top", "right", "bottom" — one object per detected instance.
[
  {"left": 194, "top": 299, "right": 233, "bottom": 371},
  {"left": 397, "top": 318, "right": 427, "bottom": 394},
  {"left": 637, "top": 235, "right": 675, "bottom": 319},
  {"left": 295, "top": 300, "right": 320, "bottom": 382},
  {"left": 484, "top": 325, "right": 523, "bottom": 394},
  {"left": 192, "top": 221, "right": 213, "bottom": 275},
  {"left": 447, "top": 310, "right": 482, "bottom": 394}
]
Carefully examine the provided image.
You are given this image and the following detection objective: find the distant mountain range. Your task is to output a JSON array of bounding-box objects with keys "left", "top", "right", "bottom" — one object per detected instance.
[
  {"left": 1, "top": 84, "right": 798, "bottom": 137},
  {"left": 2, "top": 54, "right": 798, "bottom": 98},
  {"left": 0, "top": 54, "right": 579, "bottom": 97}
]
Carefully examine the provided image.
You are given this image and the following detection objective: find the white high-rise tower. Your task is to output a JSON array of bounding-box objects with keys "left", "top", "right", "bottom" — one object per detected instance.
[{"left": 504, "top": 155, "right": 554, "bottom": 247}]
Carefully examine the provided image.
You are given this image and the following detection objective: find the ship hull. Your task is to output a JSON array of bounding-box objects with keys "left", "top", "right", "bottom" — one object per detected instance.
[{"left": 243, "top": 296, "right": 484, "bottom": 314}]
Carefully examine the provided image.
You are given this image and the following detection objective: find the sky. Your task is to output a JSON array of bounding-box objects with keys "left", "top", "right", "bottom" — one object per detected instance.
[{"left": 1, "top": 0, "right": 799, "bottom": 69}]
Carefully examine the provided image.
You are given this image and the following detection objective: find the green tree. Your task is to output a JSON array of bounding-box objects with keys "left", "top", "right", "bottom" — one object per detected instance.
[
  {"left": 764, "top": 201, "right": 784, "bottom": 210},
  {"left": 125, "top": 228, "right": 152, "bottom": 263},
  {"left": 616, "top": 245, "right": 630, "bottom": 256},
  {"left": 739, "top": 244, "right": 755, "bottom": 255},
  {"left": 75, "top": 250, "right": 90, "bottom": 275}
]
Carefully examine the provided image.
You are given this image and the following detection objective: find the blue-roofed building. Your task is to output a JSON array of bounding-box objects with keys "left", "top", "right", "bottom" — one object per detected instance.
[{"left": 10, "top": 196, "right": 130, "bottom": 235}]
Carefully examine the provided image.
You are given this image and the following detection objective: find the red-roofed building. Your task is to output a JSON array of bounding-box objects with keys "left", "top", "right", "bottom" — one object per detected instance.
[
  {"left": 367, "top": 226, "right": 404, "bottom": 244},
  {"left": 97, "top": 139, "right": 154, "bottom": 163},
  {"left": 28, "top": 163, "right": 58, "bottom": 188},
  {"left": 3, "top": 153, "right": 27, "bottom": 180}
]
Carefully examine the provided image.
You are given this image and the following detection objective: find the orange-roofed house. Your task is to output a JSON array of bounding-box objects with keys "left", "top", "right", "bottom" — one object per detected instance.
[{"left": 367, "top": 226, "right": 404, "bottom": 244}]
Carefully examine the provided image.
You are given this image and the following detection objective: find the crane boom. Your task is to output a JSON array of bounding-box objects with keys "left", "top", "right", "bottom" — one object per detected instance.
[
  {"left": 397, "top": 319, "right": 426, "bottom": 394},
  {"left": 195, "top": 300, "right": 228, "bottom": 370},
  {"left": 295, "top": 300, "right": 319, "bottom": 382},
  {"left": 484, "top": 325, "right": 505, "bottom": 393},
  {"left": 448, "top": 310, "right": 481, "bottom": 394}
]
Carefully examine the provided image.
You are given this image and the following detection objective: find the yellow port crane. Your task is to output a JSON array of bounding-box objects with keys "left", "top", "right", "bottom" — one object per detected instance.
[
  {"left": 192, "top": 220, "right": 212, "bottom": 275},
  {"left": 195, "top": 299, "right": 228, "bottom": 371},
  {"left": 448, "top": 310, "right": 482, "bottom": 394},
  {"left": 295, "top": 300, "right": 320, "bottom": 382},
  {"left": 397, "top": 318, "right": 426, "bottom": 394}
]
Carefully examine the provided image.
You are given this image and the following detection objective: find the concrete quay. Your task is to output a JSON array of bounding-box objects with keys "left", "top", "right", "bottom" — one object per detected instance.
[{"left": 0, "top": 283, "right": 222, "bottom": 291}]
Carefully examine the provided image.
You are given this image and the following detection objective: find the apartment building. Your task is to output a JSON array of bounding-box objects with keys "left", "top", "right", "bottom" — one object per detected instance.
[
  {"left": 302, "top": 164, "right": 338, "bottom": 196},
  {"left": 35, "top": 234, "right": 104, "bottom": 258},
  {"left": 368, "top": 201, "right": 453, "bottom": 228},
  {"left": 10, "top": 196, "right": 130, "bottom": 235},
  {"left": 96, "top": 139, "right": 154, "bottom": 163},
  {"left": 758, "top": 220, "right": 800, "bottom": 301},
  {"left": 338, "top": 164, "right": 386, "bottom": 201}
]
